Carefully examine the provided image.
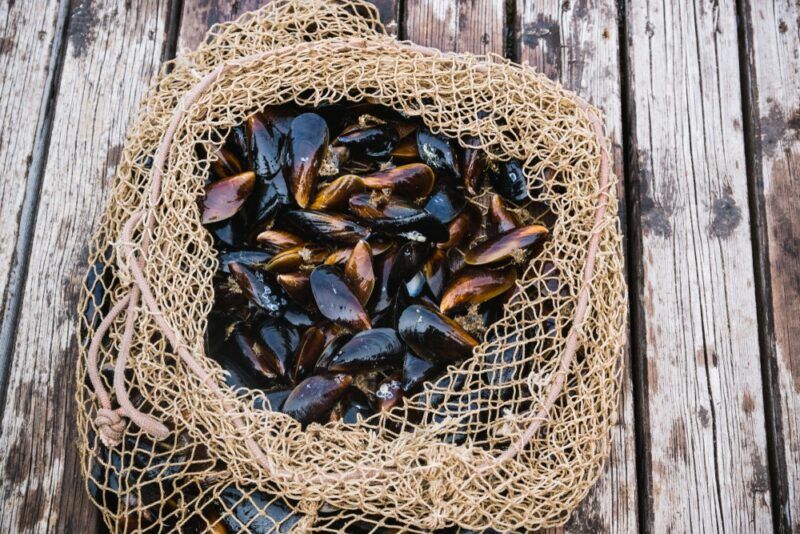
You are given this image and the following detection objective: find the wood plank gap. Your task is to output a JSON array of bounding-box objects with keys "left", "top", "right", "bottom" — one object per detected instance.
[
  {"left": 0, "top": 0, "right": 72, "bottom": 421},
  {"left": 163, "top": 0, "right": 186, "bottom": 64},
  {"left": 733, "top": 0, "right": 792, "bottom": 531},
  {"left": 396, "top": 0, "right": 406, "bottom": 40},
  {"left": 617, "top": 1, "right": 652, "bottom": 532},
  {"left": 504, "top": 0, "right": 517, "bottom": 61}
]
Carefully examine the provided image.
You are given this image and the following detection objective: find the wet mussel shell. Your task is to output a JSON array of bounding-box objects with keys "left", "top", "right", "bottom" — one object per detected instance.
[{"left": 398, "top": 305, "right": 478, "bottom": 363}]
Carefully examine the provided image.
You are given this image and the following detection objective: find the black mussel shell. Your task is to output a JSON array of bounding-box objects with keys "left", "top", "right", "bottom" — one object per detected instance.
[
  {"left": 218, "top": 250, "right": 272, "bottom": 273},
  {"left": 283, "top": 209, "right": 369, "bottom": 245},
  {"left": 487, "top": 159, "right": 537, "bottom": 205},
  {"left": 254, "top": 388, "right": 293, "bottom": 412},
  {"left": 215, "top": 326, "right": 280, "bottom": 390},
  {"left": 460, "top": 136, "right": 486, "bottom": 194},
  {"left": 370, "top": 211, "right": 449, "bottom": 243},
  {"left": 398, "top": 305, "right": 478, "bottom": 363},
  {"left": 401, "top": 352, "right": 439, "bottom": 393},
  {"left": 417, "top": 128, "right": 461, "bottom": 181},
  {"left": 282, "top": 374, "right": 352, "bottom": 425},
  {"left": 439, "top": 266, "right": 517, "bottom": 315},
  {"left": 265, "top": 245, "right": 327, "bottom": 274},
  {"left": 248, "top": 113, "right": 285, "bottom": 180},
  {"left": 344, "top": 240, "right": 375, "bottom": 305},
  {"left": 310, "top": 265, "right": 372, "bottom": 331},
  {"left": 314, "top": 332, "right": 353, "bottom": 371},
  {"left": 245, "top": 176, "right": 289, "bottom": 230},
  {"left": 438, "top": 202, "right": 480, "bottom": 250},
  {"left": 362, "top": 163, "right": 435, "bottom": 199},
  {"left": 283, "top": 304, "right": 315, "bottom": 329},
  {"left": 310, "top": 174, "right": 365, "bottom": 211},
  {"left": 340, "top": 387, "right": 374, "bottom": 424},
  {"left": 200, "top": 171, "right": 255, "bottom": 224},
  {"left": 276, "top": 272, "right": 312, "bottom": 305},
  {"left": 423, "top": 249, "right": 449, "bottom": 299},
  {"left": 207, "top": 212, "right": 247, "bottom": 249},
  {"left": 367, "top": 245, "right": 397, "bottom": 314},
  {"left": 284, "top": 113, "right": 328, "bottom": 208},
  {"left": 255, "top": 319, "right": 299, "bottom": 380},
  {"left": 228, "top": 262, "right": 288, "bottom": 317},
  {"left": 293, "top": 326, "right": 325, "bottom": 382},
  {"left": 327, "top": 328, "right": 404, "bottom": 372},
  {"left": 256, "top": 229, "right": 305, "bottom": 252},
  {"left": 423, "top": 186, "right": 466, "bottom": 224},
  {"left": 387, "top": 241, "right": 430, "bottom": 294},
  {"left": 405, "top": 271, "right": 426, "bottom": 298},
  {"left": 464, "top": 225, "right": 548, "bottom": 265},
  {"left": 335, "top": 123, "right": 398, "bottom": 158}
]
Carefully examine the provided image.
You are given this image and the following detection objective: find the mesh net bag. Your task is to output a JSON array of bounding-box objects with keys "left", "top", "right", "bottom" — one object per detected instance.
[{"left": 75, "top": 1, "right": 627, "bottom": 531}]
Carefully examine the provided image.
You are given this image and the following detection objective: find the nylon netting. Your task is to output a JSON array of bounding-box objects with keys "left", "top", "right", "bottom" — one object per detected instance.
[{"left": 75, "top": 1, "right": 627, "bottom": 531}]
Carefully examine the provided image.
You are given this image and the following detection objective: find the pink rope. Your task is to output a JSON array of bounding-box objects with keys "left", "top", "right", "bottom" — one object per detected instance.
[{"left": 86, "top": 38, "right": 612, "bottom": 481}]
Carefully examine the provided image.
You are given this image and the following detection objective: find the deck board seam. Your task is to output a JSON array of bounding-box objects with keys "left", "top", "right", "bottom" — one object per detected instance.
[{"left": 0, "top": 0, "right": 73, "bottom": 424}]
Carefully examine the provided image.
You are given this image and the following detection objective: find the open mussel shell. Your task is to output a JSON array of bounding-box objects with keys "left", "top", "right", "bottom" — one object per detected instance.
[
  {"left": 398, "top": 305, "right": 478, "bottom": 363},
  {"left": 256, "top": 229, "right": 304, "bottom": 252},
  {"left": 401, "top": 352, "right": 439, "bottom": 393},
  {"left": 310, "top": 265, "right": 372, "bottom": 331},
  {"left": 310, "top": 175, "right": 365, "bottom": 211},
  {"left": 424, "top": 186, "right": 466, "bottom": 224},
  {"left": 283, "top": 209, "right": 369, "bottom": 245},
  {"left": 228, "top": 262, "right": 288, "bottom": 317},
  {"left": 200, "top": 171, "right": 255, "bottom": 224},
  {"left": 438, "top": 202, "right": 480, "bottom": 250},
  {"left": 440, "top": 266, "right": 517, "bottom": 315},
  {"left": 362, "top": 163, "right": 435, "bottom": 199},
  {"left": 334, "top": 123, "right": 398, "bottom": 158},
  {"left": 293, "top": 326, "right": 325, "bottom": 382},
  {"left": 264, "top": 245, "right": 327, "bottom": 274},
  {"left": 417, "top": 128, "right": 461, "bottom": 181},
  {"left": 325, "top": 328, "right": 404, "bottom": 372},
  {"left": 284, "top": 113, "right": 329, "bottom": 208},
  {"left": 486, "top": 193, "right": 522, "bottom": 236},
  {"left": 374, "top": 376, "right": 404, "bottom": 412},
  {"left": 282, "top": 373, "right": 352, "bottom": 425},
  {"left": 464, "top": 225, "right": 548, "bottom": 265},
  {"left": 344, "top": 240, "right": 375, "bottom": 305}
]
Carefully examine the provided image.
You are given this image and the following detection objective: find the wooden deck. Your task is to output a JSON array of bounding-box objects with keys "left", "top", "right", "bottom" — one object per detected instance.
[{"left": 0, "top": 0, "right": 796, "bottom": 532}]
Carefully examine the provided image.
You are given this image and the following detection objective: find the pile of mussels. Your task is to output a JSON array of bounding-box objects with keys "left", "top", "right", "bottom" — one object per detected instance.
[{"left": 201, "top": 102, "right": 550, "bottom": 427}]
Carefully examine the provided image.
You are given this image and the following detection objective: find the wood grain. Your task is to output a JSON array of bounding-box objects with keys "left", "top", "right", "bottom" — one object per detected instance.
[
  {"left": 741, "top": 0, "right": 800, "bottom": 531},
  {"left": 404, "top": 0, "right": 505, "bottom": 55},
  {"left": 625, "top": 0, "right": 773, "bottom": 531},
  {"left": 0, "top": 0, "right": 67, "bottom": 398},
  {"left": 516, "top": 1, "right": 638, "bottom": 532},
  {"left": 0, "top": 1, "right": 171, "bottom": 531}
]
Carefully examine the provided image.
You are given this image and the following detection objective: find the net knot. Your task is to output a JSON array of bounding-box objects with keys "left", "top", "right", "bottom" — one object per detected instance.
[{"left": 95, "top": 407, "right": 126, "bottom": 447}]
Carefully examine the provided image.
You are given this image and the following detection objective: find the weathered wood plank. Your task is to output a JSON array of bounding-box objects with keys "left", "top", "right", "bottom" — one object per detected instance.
[
  {"left": 179, "top": 0, "right": 401, "bottom": 52},
  {"left": 516, "top": 1, "right": 638, "bottom": 532},
  {"left": 405, "top": 0, "right": 504, "bottom": 55},
  {"left": 0, "top": 1, "right": 171, "bottom": 531},
  {"left": 740, "top": 0, "right": 800, "bottom": 531},
  {"left": 624, "top": 0, "right": 773, "bottom": 531},
  {"left": 0, "top": 1, "right": 67, "bottom": 399}
]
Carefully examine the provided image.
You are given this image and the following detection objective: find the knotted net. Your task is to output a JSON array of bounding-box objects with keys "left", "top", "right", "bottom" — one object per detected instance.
[{"left": 76, "top": 1, "right": 627, "bottom": 531}]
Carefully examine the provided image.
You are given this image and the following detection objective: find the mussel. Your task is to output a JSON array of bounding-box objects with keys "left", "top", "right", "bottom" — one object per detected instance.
[
  {"left": 440, "top": 266, "right": 517, "bottom": 315},
  {"left": 361, "top": 163, "right": 435, "bottom": 199},
  {"left": 293, "top": 326, "right": 325, "bottom": 382},
  {"left": 256, "top": 230, "right": 304, "bottom": 252},
  {"left": 284, "top": 113, "right": 329, "bottom": 208},
  {"left": 310, "top": 265, "right": 372, "bottom": 331},
  {"left": 486, "top": 193, "right": 522, "bottom": 236},
  {"left": 398, "top": 305, "right": 478, "bottom": 363},
  {"left": 229, "top": 262, "right": 288, "bottom": 316},
  {"left": 283, "top": 210, "right": 369, "bottom": 245},
  {"left": 200, "top": 171, "right": 255, "bottom": 224},
  {"left": 325, "top": 328, "right": 404, "bottom": 372},
  {"left": 310, "top": 174, "right": 365, "bottom": 211},
  {"left": 423, "top": 186, "right": 466, "bottom": 224},
  {"left": 464, "top": 225, "right": 548, "bottom": 265},
  {"left": 401, "top": 352, "right": 439, "bottom": 393},
  {"left": 335, "top": 123, "right": 398, "bottom": 159},
  {"left": 487, "top": 159, "right": 535, "bottom": 205},
  {"left": 344, "top": 240, "right": 375, "bottom": 305},
  {"left": 417, "top": 129, "right": 460, "bottom": 181},
  {"left": 282, "top": 374, "right": 352, "bottom": 425}
]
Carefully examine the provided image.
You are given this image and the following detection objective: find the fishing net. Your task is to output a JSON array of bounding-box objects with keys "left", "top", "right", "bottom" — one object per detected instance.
[{"left": 75, "top": 0, "right": 626, "bottom": 531}]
